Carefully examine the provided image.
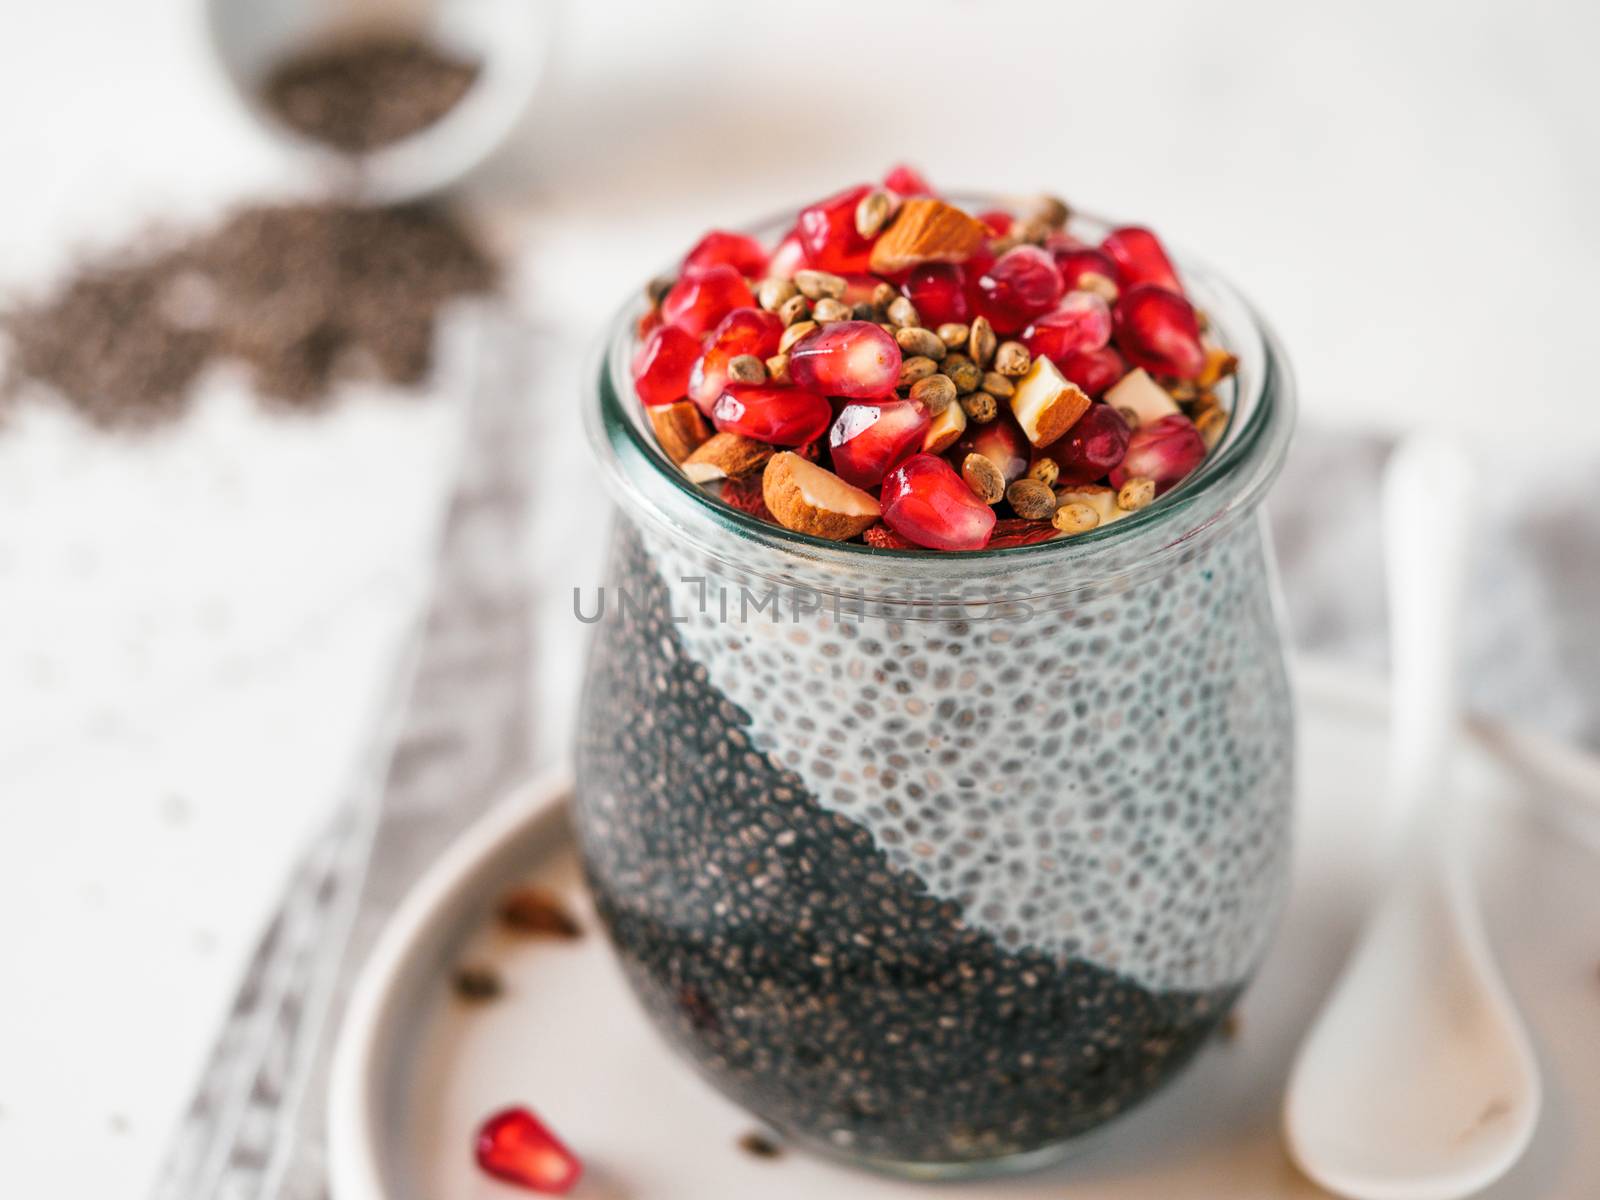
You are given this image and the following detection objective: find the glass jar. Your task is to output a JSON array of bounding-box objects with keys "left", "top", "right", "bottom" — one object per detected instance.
[{"left": 573, "top": 214, "right": 1296, "bottom": 1178}]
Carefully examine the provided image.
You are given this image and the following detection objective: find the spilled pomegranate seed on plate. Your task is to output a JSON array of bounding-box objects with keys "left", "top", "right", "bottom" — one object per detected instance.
[
  {"left": 474, "top": 1106, "right": 583, "bottom": 1194},
  {"left": 630, "top": 169, "right": 1237, "bottom": 550}
]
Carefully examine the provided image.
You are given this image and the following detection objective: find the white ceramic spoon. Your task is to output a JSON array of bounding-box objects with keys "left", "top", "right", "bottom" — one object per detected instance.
[{"left": 1284, "top": 436, "right": 1540, "bottom": 1200}]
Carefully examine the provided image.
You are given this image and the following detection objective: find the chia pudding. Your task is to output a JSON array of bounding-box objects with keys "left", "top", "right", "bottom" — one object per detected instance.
[{"left": 574, "top": 172, "right": 1296, "bottom": 1175}]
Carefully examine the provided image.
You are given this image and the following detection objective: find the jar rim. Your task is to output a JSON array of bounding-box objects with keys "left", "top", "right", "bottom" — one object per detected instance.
[{"left": 584, "top": 202, "right": 1296, "bottom": 591}]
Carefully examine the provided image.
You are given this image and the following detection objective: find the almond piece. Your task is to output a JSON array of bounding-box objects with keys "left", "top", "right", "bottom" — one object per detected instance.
[
  {"left": 868, "top": 198, "right": 990, "bottom": 274},
  {"left": 1009, "top": 357, "right": 1091, "bottom": 448},
  {"left": 649, "top": 401, "right": 710, "bottom": 464},
  {"left": 1105, "top": 368, "right": 1179, "bottom": 427},
  {"left": 762, "top": 451, "right": 881, "bottom": 541},
  {"left": 1197, "top": 342, "right": 1239, "bottom": 388},
  {"left": 922, "top": 399, "right": 968, "bottom": 454},
  {"left": 683, "top": 432, "right": 773, "bottom": 483},
  {"left": 1054, "top": 482, "right": 1120, "bottom": 525}
]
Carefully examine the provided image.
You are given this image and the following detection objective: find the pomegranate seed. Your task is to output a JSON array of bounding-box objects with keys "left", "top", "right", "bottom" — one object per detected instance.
[
  {"left": 661, "top": 265, "right": 754, "bottom": 337},
  {"left": 977, "top": 209, "right": 1014, "bottom": 237},
  {"left": 1109, "top": 412, "right": 1206, "bottom": 491},
  {"left": 1021, "top": 292, "right": 1113, "bottom": 365},
  {"left": 1057, "top": 346, "right": 1128, "bottom": 398},
  {"left": 1101, "top": 226, "right": 1183, "bottom": 294},
  {"left": 954, "top": 413, "right": 1029, "bottom": 485},
  {"left": 796, "top": 184, "right": 876, "bottom": 274},
  {"left": 829, "top": 399, "right": 931, "bottom": 489},
  {"left": 987, "top": 518, "right": 1062, "bottom": 548},
  {"left": 787, "top": 321, "right": 901, "bottom": 400},
  {"left": 474, "top": 1107, "right": 582, "bottom": 1195},
  {"left": 973, "top": 245, "right": 1064, "bottom": 335},
  {"left": 863, "top": 522, "right": 916, "bottom": 549},
  {"left": 1113, "top": 285, "right": 1206, "bottom": 380},
  {"left": 880, "top": 453, "right": 997, "bottom": 551},
  {"left": 766, "top": 230, "right": 807, "bottom": 280},
  {"left": 711, "top": 383, "right": 831, "bottom": 446},
  {"left": 1052, "top": 246, "right": 1121, "bottom": 293},
  {"left": 687, "top": 307, "right": 785, "bottom": 413},
  {"left": 682, "top": 230, "right": 768, "bottom": 278},
  {"left": 1041, "top": 402, "right": 1130, "bottom": 485},
  {"left": 899, "top": 262, "right": 969, "bottom": 326},
  {"left": 632, "top": 324, "right": 701, "bottom": 408},
  {"left": 883, "top": 164, "right": 934, "bottom": 197}
]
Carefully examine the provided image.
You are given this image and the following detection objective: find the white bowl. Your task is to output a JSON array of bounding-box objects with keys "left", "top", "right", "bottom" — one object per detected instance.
[{"left": 204, "top": 0, "right": 555, "bottom": 203}]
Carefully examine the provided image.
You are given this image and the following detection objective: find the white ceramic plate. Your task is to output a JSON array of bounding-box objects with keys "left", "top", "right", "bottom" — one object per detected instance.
[{"left": 328, "top": 661, "right": 1600, "bottom": 1199}]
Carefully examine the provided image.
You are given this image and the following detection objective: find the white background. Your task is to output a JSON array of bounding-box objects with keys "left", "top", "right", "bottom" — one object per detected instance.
[{"left": 1, "top": 1, "right": 1598, "bottom": 1196}]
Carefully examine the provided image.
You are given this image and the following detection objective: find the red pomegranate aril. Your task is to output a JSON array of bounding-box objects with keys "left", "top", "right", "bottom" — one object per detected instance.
[
  {"left": 829, "top": 399, "right": 931, "bottom": 489},
  {"left": 475, "top": 1107, "right": 582, "bottom": 1195},
  {"left": 1021, "top": 292, "right": 1113, "bottom": 364},
  {"left": 954, "top": 415, "right": 1029, "bottom": 484},
  {"left": 1053, "top": 246, "right": 1121, "bottom": 293},
  {"left": 712, "top": 384, "right": 831, "bottom": 446},
  {"left": 1109, "top": 412, "right": 1206, "bottom": 491},
  {"left": 974, "top": 245, "right": 1064, "bottom": 335},
  {"left": 632, "top": 324, "right": 701, "bottom": 407},
  {"left": 682, "top": 230, "right": 768, "bottom": 278},
  {"left": 880, "top": 453, "right": 997, "bottom": 551},
  {"left": 883, "top": 164, "right": 934, "bottom": 197},
  {"left": 977, "top": 209, "right": 1014, "bottom": 237},
  {"left": 788, "top": 321, "right": 901, "bottom": 400},
  {"left": 767, "top": 230, "right": 807, "bottom": 280},
  {"left": 661, "top": 265, "right": 754, "bottom": 337},
  {"left": 1101, "top": 226, "right": 1183, "bottom": 294},
  {"left": 900, "top": 262, "right": 969, "bottom": 326},
  {"left": 1056, "top": 345, "right": 1128, "bottom": 398},
  {"left": 796, "top": 184, "right": 876, "bottom": 273},
  {"left": 687, "top": 307, "right": 785, "bottom": 412},
  {"left": 1042, "top": 402, "right": 1131, "bottom": 484},
  {"left": 1113, "top": 285, "right": 1207, "bottom": 380}
]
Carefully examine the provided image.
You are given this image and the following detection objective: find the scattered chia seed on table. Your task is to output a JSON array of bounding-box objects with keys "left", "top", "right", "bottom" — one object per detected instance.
[{"left": 574, "top": 529, "right": 1238, "bottom": 1165}]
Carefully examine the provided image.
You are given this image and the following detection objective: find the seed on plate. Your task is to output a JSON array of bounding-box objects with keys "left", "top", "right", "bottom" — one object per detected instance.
[
  {"left": 758, "top": 277, "right": 798, "bottom": 312},
  {"left": 1052, "top": 501, "right": 1100, "bottom": 534},
  {"left": 1117, "top": 476, "right": 1156, "bottom": 511},
  {"left": 994, "top": 340, "right": 1031, "bottom": 377},
  {"left": 943, "top": 353, "right": 982, "bottom": 394},
  {"left": 899, "top": 355, "right": 938, "bottom": 386},
  {"left": 453, "top": 964, "right": 503, "bottom": 1002},
  {"left": 778, "top": 294, "right": 811, "bottom": 326},
  {"left": 961, "top": 452, "right": 1006, "bottom": 504},
  {"left": 855, "top": 189, "right": 894, "bottom": 239},
  {"left": 1006, "top": 477, "right": 1058, "bottom": 520},
  {"left": 727, "top": 353, "right": 766, "bottom": 384},
  {"left": 812, "top": 298, "right": 852, "bottom": 323},
  {"left": 981, "top": 371, "right": 1014, "bottom": 399},
  {"left": 738, "top": 1131, "right": 785, "bottom": 1160},
  {"left": 886, "top": 296, "right": 921, "bottom": 329},
  {"left": 795, "top": 269, "right": 847, "bottom": 300},
  {"left": 968, "top": 316, "right": 997, "bottom": 367},
  {"left": 896, "top": 326, "right": 946, "bottom": 359},
  {"left": 959, "top": 390, "right": 998, "bottom": 423},
  {"left": 765, "top": 352, "right": 791, "bottom": 383},
  {"left": 1029, "top": 457, "right": 1060, "bottom": 487},
  {"left": 780, "top": 320, "right": 819, "bottom": 353},
  {"left": 498, "top": 885, "right": 583, "bottom": 938},
  {"left": 909, "top": 372, "right": 956, "bottom": 414},
  {"left": 936, "top": 322, "right": 970, "bottom": 348},
  {"left": 1194, "top": 404, "right": 1228, "bottom": 449}
]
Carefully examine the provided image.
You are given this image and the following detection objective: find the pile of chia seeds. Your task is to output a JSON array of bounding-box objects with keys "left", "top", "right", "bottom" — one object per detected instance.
[{"left": 575, "top": 529, "right": 1236, "bottom": 1165}]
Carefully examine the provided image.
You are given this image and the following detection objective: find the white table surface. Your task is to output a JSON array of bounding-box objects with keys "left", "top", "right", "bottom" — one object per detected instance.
[{"left": 2, "top": 2, "right": 1599, "bottom": 1197}]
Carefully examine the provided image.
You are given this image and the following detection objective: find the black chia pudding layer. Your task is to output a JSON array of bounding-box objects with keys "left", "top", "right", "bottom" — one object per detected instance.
[{"left": 574, "top": 527, "right": 1251, "bottom": 1165}]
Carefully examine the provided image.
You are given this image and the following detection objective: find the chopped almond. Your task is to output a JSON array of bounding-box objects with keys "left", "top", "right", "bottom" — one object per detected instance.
[
  {"left": 683, "top": 432, "right": 773, "bottom": 483},
  {"left": 762, "top": 452, "right": 881, "bottom": 540},
  {"left": 649, "top": 401, "right": 710, "bottom": 464},
  {"left": 1104, "top": 369, "right": 1179, "bottom": 427},
  {"left": 1197, "top": 343, "right": 1239, "bottom": 388},
  {"left": 868, "top": 199, "right": 989, "bottom": 274},
  {"left": 922, "top": 399, "right": 967, "bottom": 454},
  {"left": 1054, "top": 483, "right": 1120, "bottom": 525},
  {"left": 1009, "top": 357, "right": 1091, "bottom": 448}
]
